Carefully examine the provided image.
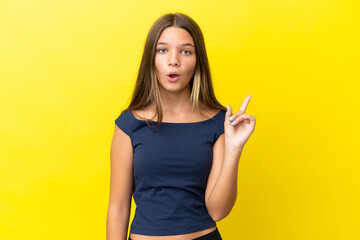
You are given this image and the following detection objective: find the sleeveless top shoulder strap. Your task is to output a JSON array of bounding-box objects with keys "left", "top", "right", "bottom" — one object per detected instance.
[
  {"left": 211, "top": 109, "right": 226, "bottom": 142},
  {"left": 115, "top": 109, "right": 137, "bottom": 136}
]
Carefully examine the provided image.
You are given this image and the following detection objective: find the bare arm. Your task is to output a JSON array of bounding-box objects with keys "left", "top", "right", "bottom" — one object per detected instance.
[
  {"left": 205, "top": 98, "right": 256, "bottom": 222},
  {"left": 205, "top": 134, "right": 243, "bottom": 222},
  {"left": 106, "top": 125, "right": 134, "bottom": 240}
]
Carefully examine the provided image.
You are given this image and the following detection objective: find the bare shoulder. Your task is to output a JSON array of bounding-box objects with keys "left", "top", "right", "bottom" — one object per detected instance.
[
  {"left": 200, "top": 104, "right": 222, "bottom": 118},
  {"left": 131, "top": 107, "right": 157, "bottom": 121}
]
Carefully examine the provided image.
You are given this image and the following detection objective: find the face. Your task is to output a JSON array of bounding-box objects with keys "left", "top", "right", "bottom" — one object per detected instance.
[{"left": 154, "top": 27, "right": 196, "bottom": 93}]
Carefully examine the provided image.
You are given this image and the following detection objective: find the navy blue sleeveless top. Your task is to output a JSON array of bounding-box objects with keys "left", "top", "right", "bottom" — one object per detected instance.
[{"left": 115, "top": 109, "right": 226, "bottom": 236}]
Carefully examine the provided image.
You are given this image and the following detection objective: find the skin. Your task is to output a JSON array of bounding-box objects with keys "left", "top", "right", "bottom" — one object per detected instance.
[
  {"left": 155, "top": 27, "right": 196, "bottom": 97},
  {"left": 107, "top": 26, "right": 256, "bottom": 240}
]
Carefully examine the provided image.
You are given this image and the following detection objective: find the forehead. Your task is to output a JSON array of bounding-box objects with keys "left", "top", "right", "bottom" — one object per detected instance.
[{"left": 157, "top": 27, "right": 194, "bottom": 45}]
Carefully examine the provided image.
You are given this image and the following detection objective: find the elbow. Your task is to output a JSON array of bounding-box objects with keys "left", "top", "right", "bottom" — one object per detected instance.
[
  {"left": 207, "top": 206, "right": 229, "bottom": 222},
  {"left": 210, "top": 212, "right": 228, "bottom": 222},
  {"left": 207, "top": 201, "right": 235, "bottom": 222},
  {"left": 211, "top": 216, "right": 222, "bottom": 222}
]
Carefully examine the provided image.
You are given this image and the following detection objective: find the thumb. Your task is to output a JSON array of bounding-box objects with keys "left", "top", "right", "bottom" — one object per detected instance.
[{"left": 225, "top": 104, "right": 232, "bottom": 125}]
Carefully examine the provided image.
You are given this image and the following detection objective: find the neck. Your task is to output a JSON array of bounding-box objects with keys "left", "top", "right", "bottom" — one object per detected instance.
[{"left": 158, "top": 86, "right": 195, "bottom": 113}]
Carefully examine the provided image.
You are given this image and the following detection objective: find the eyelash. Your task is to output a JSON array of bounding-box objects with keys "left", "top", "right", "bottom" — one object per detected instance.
[{"left": 157, "top": 49, "right": 192, "bottom": 55}]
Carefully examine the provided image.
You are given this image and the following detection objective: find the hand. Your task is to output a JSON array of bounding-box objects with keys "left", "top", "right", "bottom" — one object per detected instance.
[{"left": 225, "top": 95, "right": 256, "bottom": 149}]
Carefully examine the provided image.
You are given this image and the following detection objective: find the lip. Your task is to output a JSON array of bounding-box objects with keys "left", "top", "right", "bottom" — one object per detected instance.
[
  {"left": 167, "top": 72, "right": 180, "bottom": 77},
  {"left": 167, "top": 72, "right": 180, "bottom": 82},
  {"left": 167, "top": 74, "right": 180, "bottom": 82}
]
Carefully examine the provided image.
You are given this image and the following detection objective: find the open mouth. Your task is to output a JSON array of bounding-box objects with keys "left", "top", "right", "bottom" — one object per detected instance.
[{"left": 169, "top": 74, "right": 179, "bottom": 78}]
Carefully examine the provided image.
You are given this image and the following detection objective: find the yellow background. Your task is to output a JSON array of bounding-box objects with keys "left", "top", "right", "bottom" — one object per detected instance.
[{"left": 1, "top": 0, "right": 359, "bottom": 239}]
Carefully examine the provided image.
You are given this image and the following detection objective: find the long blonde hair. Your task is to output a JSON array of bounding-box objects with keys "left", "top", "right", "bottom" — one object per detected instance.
[{"left": 122, "top": 12, "right": 226, "bottom": 128}]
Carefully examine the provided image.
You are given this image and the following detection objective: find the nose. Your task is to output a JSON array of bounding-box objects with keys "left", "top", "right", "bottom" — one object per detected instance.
[{"left": 168, "top": 50, "right": 180, "bottom": 67}]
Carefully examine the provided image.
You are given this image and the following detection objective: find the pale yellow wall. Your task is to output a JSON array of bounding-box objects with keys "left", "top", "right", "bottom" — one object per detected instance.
[{"left": 0, "top": 0, "right": 359, "bottom": 239}]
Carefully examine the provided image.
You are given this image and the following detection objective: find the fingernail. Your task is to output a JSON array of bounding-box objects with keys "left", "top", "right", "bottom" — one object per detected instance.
[
  {"left": 229, "top": 116, "right": 233, "bottom": 121},
  {"left": 227, "top": 105, "right": 229, "bottom": 110},
  {"left": 231, "top": 121, "right": 236, "bottom": 125}
]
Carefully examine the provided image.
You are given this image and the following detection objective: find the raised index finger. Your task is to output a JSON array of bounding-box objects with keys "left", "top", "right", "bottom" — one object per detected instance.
[{"left": 240, "top": 95, "right": 252, "bottom": 112}]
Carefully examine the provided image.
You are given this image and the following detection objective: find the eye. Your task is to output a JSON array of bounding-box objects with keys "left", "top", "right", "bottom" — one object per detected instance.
[
  {"left": 182, "top": 50, "right": 191, "bottom": 55},
  {"left": 157, "top": 48, "right": 166, "bottom": 53}
]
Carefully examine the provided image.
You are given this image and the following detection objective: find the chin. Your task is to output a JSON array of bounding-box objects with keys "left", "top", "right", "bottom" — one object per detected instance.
[{"left": 160, "top": 84, "right": 189, "bottom": 93}]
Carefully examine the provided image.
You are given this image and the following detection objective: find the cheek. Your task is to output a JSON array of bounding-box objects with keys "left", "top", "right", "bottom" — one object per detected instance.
[{"left": 186, "top": 57, "right": 197, "bottom": 74}]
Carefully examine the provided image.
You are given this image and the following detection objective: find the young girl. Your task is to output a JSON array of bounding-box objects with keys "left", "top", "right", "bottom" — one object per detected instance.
[{"left": 107, "top": 12, "right": 256, "bottom": 240}]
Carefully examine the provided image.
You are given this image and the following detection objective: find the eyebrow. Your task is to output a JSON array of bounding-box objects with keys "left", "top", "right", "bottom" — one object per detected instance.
[{"left": 157, "top": 42, "right": 195, "bottom": 48}]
